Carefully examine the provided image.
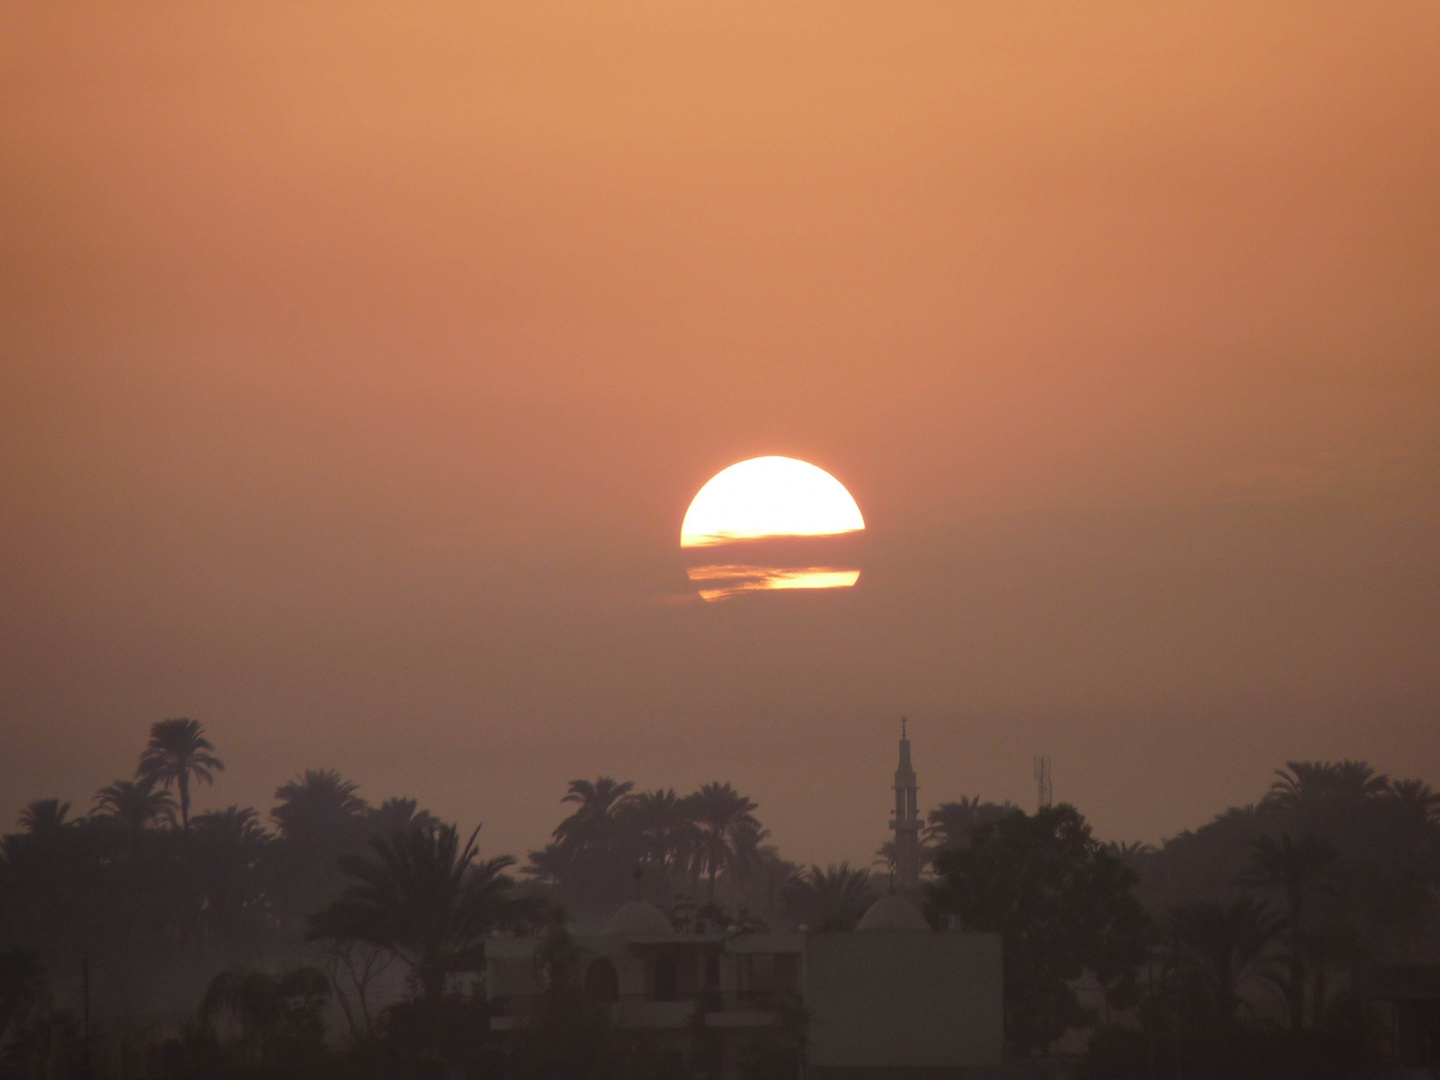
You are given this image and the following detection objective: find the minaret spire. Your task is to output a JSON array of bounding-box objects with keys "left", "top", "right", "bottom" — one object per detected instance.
[{"left": 890, "top": 716, "right": 922, "bottom": 893}]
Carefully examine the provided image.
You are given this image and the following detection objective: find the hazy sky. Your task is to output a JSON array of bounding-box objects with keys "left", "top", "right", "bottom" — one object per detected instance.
[{"left": 3, "top": 3, "right": 1438, "bottom": 867}]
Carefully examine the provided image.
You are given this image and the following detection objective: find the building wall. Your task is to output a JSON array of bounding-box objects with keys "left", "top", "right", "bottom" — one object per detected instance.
[{"left": 805, "top": 932, "right": 1003, "bottom": 1070}]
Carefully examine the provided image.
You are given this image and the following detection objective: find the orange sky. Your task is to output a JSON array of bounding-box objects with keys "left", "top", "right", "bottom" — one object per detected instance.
[{"left": 3, "top": 3, "right": 1438, "bottom": 864}]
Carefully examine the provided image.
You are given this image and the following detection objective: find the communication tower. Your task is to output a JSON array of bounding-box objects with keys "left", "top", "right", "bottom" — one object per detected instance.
[{"left": 1033, "top": 755, "right": 1053, "bottom": 810}]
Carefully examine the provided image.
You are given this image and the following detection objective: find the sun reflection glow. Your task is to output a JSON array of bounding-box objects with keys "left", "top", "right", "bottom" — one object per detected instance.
[{"left": 686, "top": 564, "right": 861, "bottom": 603}]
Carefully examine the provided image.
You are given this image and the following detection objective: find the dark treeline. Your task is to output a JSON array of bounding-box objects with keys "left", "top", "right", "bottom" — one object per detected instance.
[
  {"left": 520, "top": 778, "right": 889, "bottom": 933},
  {"left": 2, "top": 724, "right": 1438, "bottom": 1079}
]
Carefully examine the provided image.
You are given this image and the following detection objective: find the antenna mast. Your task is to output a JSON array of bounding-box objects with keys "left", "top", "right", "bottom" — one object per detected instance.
[{"left": 1033, "top": 755, "right": 1053, "bottom": 810}]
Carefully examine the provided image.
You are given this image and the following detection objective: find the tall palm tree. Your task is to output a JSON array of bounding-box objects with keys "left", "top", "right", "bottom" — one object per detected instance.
[
  {"left": 756, "top": 846, "right": 804, "bottom": 915},
  {"left": 1236, "top": 832, "right": 1338, "bottom": 1031},
  {"left": 1105, "top": 841, "right": 1158, "bottom": 865},
  {"left": 925, "top": 797, "right": 1014, "bottom": 852},
  {"left": 1264, "top": 761, "right": 1389, "bottom": 815},
  {"left": 308, "top": 823, "right": 542, "bottom": 1000},
  {"left": 192, "top": 805, "right": 268, "bottom": 847},
  {"left": 553, "top": 777, "right": 636, "bottom": 849},
  {"left": 270, "top": 769, "right": 367, "bottom": 839},
  {"left": 685, "top": 782, "right": 764, "bottom": 904},
  {"left": 622, "top": 788, "right": 695, "bottom": 871},
  {"left": 785, "top": 862, "right": 878, "bottom": 931},
  {"left": 1171, "top": 896, "right": 1286, "bottom": 1023},
  {"left": 1299, "top": 920, "right": 1359, "bottom": 1029},
  {"left": 192, "top": 806, "right": 272, "bottom": 946},
  {"left": 368, "top": 797, "right": 438, "bottom": 837},
  {"left": 136, "top": 718, "right": 224, "bottom": 829},
  {"left": 17, "top": 799, "right": 72, "bottom": 835},
  {"left": 1385, "top": 778, "right": 1440, "bottom": 825},
  {"left": 93, "top": 778, "right": 176, "bottom": 834}
]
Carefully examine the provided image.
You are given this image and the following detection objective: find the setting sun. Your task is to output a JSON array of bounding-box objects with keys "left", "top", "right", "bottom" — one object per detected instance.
[{"left": 680, "top": 457, "right": 865, "bottom": 548}]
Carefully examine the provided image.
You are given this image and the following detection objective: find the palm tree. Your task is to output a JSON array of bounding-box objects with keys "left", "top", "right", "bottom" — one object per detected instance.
[
  {"left": 553, "top": 777, "right": 636, "bottom": 849},
  {"left": 200, "top": 967, "right": 329, "bottom": 1064},
  {"left": 1385, "top": 778, "right": 1440, "bottom": 825},
  {"left": 755, "top": 846, "right": 804, "bottom": 915},
  {"left": 1299, "top": 920, "right": 1359, "bottom": 1029},
  {"left": 17, "top": 799, "right": 72, "bottom": 835},
  {"left": 622, "top": 788, "right": 695, "bottom": 871},
  {"left": 523, "top": 842, "right": 578, "bottom": 887},
  {"left": 136, "top": 718, "right": 224, "bottom": 829},
  {"left": 1264, "top": 761, "right": 1389, "bottom": 815},
  {"left": 685, "top": 782, "right": 764, "bottom": 904},
  {"left": 93, "top": 778, "right": 176, "bottom": 834},
  {"left": 368, "top": 797, "right": 438, "bottom": 836},
  {"left": 270, "top": 769, "right": 367, "bottom": 839},
  {"left": 1105, "top": 841, "right": 1158, "bottom": 865},
  {"left": 192, "top": 805, "right": 268, "bottom": 847},
  {"left": 874, "top": 839, "right": 898, "bottom": 878},
  {"left": 925, "top": 797, "right": 1013, "bottom": 852},
  {"left": 1171, "top": 897, "right": 1286, "bottom": 1023},
  {"left": 1237, "top": 832, "right": 1338, "bottom": 1030},
  {"left": 785, "top": 863, "right": 878, "bottom": 931},
  {"left": 191, "top": 806, "right": 272, "bottom": 947},
  {"left": 308, "top": 824, "right": 542, "bottom": 1000}
]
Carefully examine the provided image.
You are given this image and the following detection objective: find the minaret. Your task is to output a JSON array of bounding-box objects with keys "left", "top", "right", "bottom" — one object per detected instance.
[{"left": 890, "top": 717, "right": 922, "bottom": 893}]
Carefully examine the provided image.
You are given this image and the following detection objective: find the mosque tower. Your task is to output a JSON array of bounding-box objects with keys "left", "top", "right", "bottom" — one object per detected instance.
[{"left": 890, "top": 717, "right": 922, "bottom": 892}]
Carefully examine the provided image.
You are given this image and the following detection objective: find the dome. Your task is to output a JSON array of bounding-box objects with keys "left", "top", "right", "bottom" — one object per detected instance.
[
  {"left": 605, "top": 899, "right": 675, "bottom": 937},
  {"left": 855, "top": 893, "right": 930, "bottom": 932}
]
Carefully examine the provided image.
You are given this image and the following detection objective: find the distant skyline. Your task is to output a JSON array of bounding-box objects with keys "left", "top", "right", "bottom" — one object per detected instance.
[{"left": 3, "top": 3, "right": 1438, "bottom": 867}]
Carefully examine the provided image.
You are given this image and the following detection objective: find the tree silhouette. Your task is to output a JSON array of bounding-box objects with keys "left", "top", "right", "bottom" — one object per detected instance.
[
  {"left": 93, "top": 778, "right": 176, "bottom": 835},
  {"left": 271, "top": 769, "right": 367, "bottom": 839},
  {"left": 17, "top": 799, "right": 71, "bottom": 836},
  {"left": 308, "top": 824, "right": 542, "bottom": 1000},
  {"left": 686, "top": 782, "right": 764, "bottom": 905},
  {"left": 1104, "top": 840, "right": 1157, "bottom": 864},
  {"left": 0, "top": 949, "right": 48, "bottom": 1049},
  {"left": 1385, "top": 778, "right": 1440, "bottom": 825},
  {"left": 1170, "top": 896, "right": 1285, "bottom": 1024},
  {"left": 1264, "top": 761, "right": 1389, "bottom": 815},
  {"left": 553, "top": 777, "right": 636, "bottom": 849},
  {"left": 523, "top": 842, "right": 578, "bottom": 889},
  {"left": 199, "top": 967, "right": 329, "bottom": 1065},
  {"left": 930, "top": 804, "right": 1150, "bottom": 1056},
  {"left": 1298, "top": 919, "right": 1360, "bottom": 1029},
  {"left": 136, "top": 719, "right": 223, "bottom": 830},
  {"left": 622, "top": 788, "right": 696, "bottom": 871},
  {"left": 192, "top": 805, "right": 267, "bottom": 846},
  {"left": 368, "top": 797, "right": 438, "bottom": 836},
  {"left": 925, "top": 797, "right": 1014, "bottom": 853},
  {"left": 1236, "top": 832, "right": 1338, "bottom": 1031},
  {"left": 784, "top": 863, "right": 877, "bottom": 931}
]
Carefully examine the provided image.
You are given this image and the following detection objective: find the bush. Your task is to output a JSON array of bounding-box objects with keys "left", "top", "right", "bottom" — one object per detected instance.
[{"left": 1076, "top": 1022, "right": 1377, "bottom": 1080}]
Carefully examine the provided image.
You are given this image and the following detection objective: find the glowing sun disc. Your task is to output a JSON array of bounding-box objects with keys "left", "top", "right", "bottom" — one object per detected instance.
[{"left": 680, "top": 457, "right": 865, "bottom": 547}]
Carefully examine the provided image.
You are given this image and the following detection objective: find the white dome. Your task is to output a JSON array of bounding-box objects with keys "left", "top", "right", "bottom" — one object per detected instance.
[
  {"left": 855, "top": 893, "right": 930, "bottom": 932},
  {"left": 605, "top": 900, "right": 675, "bottom": 937}
]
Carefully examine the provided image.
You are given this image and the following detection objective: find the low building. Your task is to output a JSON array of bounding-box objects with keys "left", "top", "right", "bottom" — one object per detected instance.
[
  {"left": 486, "top": 894, "right": 1003, "bottom": 1079},
  {"left": 1355, "top": 965, "right": 1440, "bottom": 1070}
]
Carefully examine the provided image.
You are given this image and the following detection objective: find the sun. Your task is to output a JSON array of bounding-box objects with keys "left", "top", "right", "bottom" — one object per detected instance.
[{"left": 680, "top": 456, "right": 865, "bottom": 548}]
